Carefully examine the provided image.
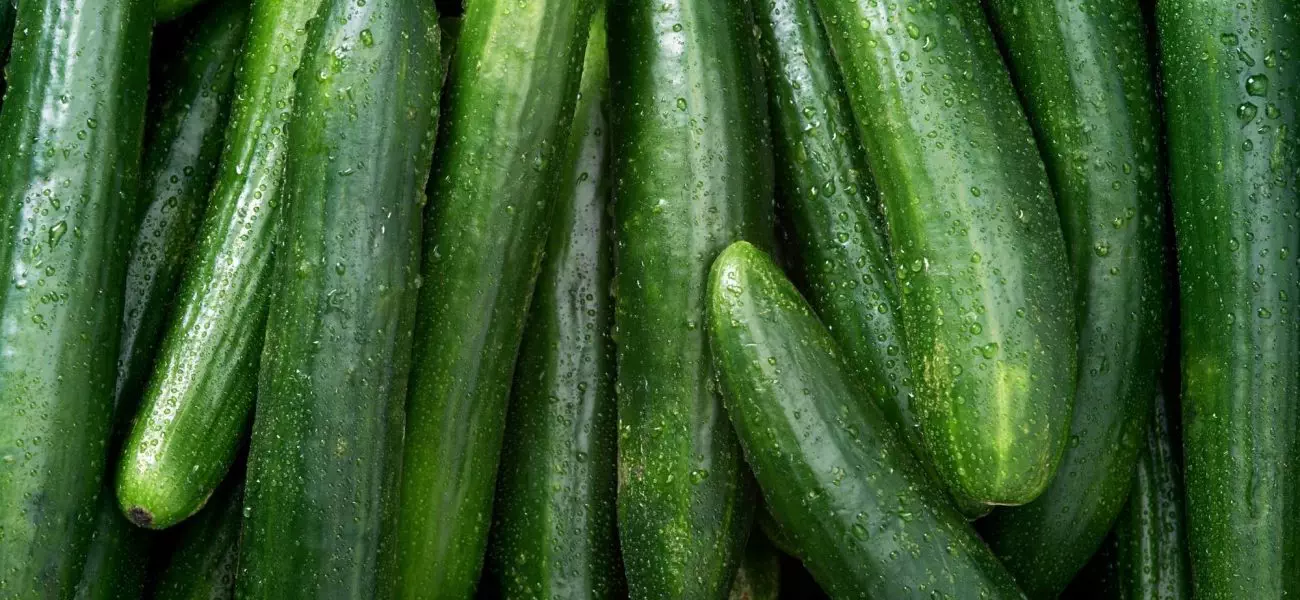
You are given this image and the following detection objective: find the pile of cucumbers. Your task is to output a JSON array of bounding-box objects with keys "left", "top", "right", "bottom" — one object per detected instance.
[{"left": 0, "top": 0, "right": 1293, "bottom": 597}]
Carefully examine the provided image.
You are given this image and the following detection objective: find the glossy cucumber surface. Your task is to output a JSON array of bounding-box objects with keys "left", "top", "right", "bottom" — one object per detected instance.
[
  {"left": 977, "top": 1, "right": 1167, "bottom": 595},
  {"left": 0, "top": 0, "right": 153, "bottom": 596},
  {"left": 1157, "top": 1, "right": 1300, "bottom": 596},
  {"left": 811, "top": 0, "right": 1075, "bottom": 505},
  {"left": 237, "top": 0, "right": 441, "bottom": 596}
]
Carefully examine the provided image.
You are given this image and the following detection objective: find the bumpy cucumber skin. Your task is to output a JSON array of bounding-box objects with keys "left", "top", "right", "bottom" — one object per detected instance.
[
  {"left": 976, "top": 1, "right": 1167, "bottom": 595},
  {"left": 811, "top": 0, "right": 1075, "bottom": 505},
  {"left": 752, "top": 0, "right": 990, "bottom": 518},
  {"left": 0, "top": 1, "right": 153, "bottom": 596},
  {"left": 1157, "top": 1, "right": 1300, "bottom": 597},
  {"left": 237, "top": 1, "right": 440, "bottom": 597},
  {"left": 394, "top": 0, "right": 594, "bottom": 597},
  {"left": 707, "top": 242, "right": 1024, "bottom": 599},
  {"left": 116, "top": 0, "right": 325, "bottom": 531},
  {"left": 488, "top": 18, "right": 622, "bottom": 600},
  {"left": 1115, "top": 391, "right": 1192, "bottom": 600},
  {"left": 727, "top": 532, "right": 780, "bottom": 600},
  {"left": 607, "top": 0, "right": 772, "bottom": 595},
  {"left": 154, "top": 480, "right": 242, "bottom": 600}
]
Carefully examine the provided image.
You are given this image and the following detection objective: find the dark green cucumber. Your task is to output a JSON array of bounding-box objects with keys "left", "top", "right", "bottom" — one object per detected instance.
[
  {"left": 976, "top": 1, "right": 1167, "bottom": 595},
  {"left": 157, "top": 0, "right": 213, "bottom": 23},
  {"left": 116, "top": 0, "right": 325, "bottom": 530},
  {"left": 238, "top": 0, "right": 440, "bottom": 596},
  {"left": 607, "top": 0, "right": 772, "bottom": 593},
  {"left": 488, "top": 17, "right": 622, "bottom": 600},
  {"left": 1157, "top": 2, "right": 1300, "bottom": 597},
  {"left": 0, "top": 0, "right": 12, "bottom": 100},
  {"left": 0, "top": 1, "right": 153, "bottom": 596},
  {"left": 727, "top": 533, "right": 780, "bottom": 600},
  {"left": 154, "top": 480, "right": 243, "bottom": 600},
  {"left": 811, "top": 0, "right": 1075, "bottom": 505},
  {"left": 752, "top": 0, "right": 991, "bottom": 518},
  {"left": 394, "top": 0, "right": 595, "bottom": 595},
  {"left": 71, "top": 495, "right": 151, "bottom": 600},
  {"left": 1114, "top": 391, "right": 1192, "bottom": 600},
  {"left": 707, "top": 241, "right": 1024, "bottom": 598}
]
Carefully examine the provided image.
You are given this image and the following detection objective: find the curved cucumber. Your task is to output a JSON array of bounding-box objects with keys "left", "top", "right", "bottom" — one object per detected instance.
[
  {"left": 154, "top": 480, "right": 242, "bottom": 600},
  {"left": 607, "top": 0, "right": 772, "bottom": 593},
  {"left": 237, "top": 0, "right": 441, "bottom": 596},
  {"left": 977, "top": 1, "right": 1167, "bottom": 595},
  {"left": 811, "top": 0, "right": 1075, "bottom": 505},
  {"left": 1156, "top": 2, "right": 1300, "bottom": 596},
  {"left": 488, "top": 17, "right": 622, "bottom": 600},
  {"left": 394, "top": 0, "right": 595, "bottom": 596},
  {"left": 116, "top": 0, "right": 325, "bottom": 530},
  {"left": 728, "top": 533, "right": 780, "bottom": 600},
  {"left": 0, "top": 0, "right": 153, "bottom": 595},
  {"left": 707, "top": 242, "right": 1024, "bottom": 599},
  {"left": 1115, "top": 391, "right": 1192, "bottom": 600}
]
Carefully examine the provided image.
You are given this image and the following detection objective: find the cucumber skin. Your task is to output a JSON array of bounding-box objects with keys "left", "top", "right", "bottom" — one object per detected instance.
[
  {"left": 812, "top": 0, "right": 1075, "bottom": 504},
  {"left": 607, "top": 0, "right": 772, "bottom": 593},
  {"left": 707, "top": 242, "right": 1024, "bottom": 599},
  {"left": 488, "top": 18, "right": 622, "bottom": 600},
  {"left": 976, "top": 1, "right": 1167, "bottom": 595},
  {"left": 115, "top": 0, "right": 326, "bottom": 531},
  {"left": 1156, "top": 2, "right": 1300, "bottom": 597},
  {"left": 1115, "top": 391, "right": 1192, "bottom": 600},
  {"left": 752, "top": 0, "right": 989, "bottom": 518},
  {"left": 393, "top": 0, "right": 594, "bottom": 596},
  {"left": 0, "top": 1, "right": 153, "bottom": 596},
  {"left": 70, "top": 495, "right": 151, "bottom": 600},
  {"left": 237, "top": 0, "right": 441, "bottom": 596},
  {"left": 154, "top": 481, "right": 242, "bottom": 600}
]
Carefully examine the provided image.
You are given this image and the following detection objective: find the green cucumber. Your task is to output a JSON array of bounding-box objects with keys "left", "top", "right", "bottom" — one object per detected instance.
[
  {"left": 116, "top": 0, "right": 325, "bottom": 530},
  {"left": 976, "top": 1, "right": 1167, "bottom": 595},
  {"left": 488, "top": 16, "right": 622, "bottom": 600},
  {"left": 1156, "top": 1, "right": 1300, "bottom": 596},
  {"left": 607, "top": 0, "right": 772, "bottom": 592},
  {"left": 0, "top": 0, "right": 12, "bottom": 99},
  {"left": 0, "top": 0, "right": 153, "bottom": 596},
  {"left": 752, "top": 0, "right": 991, "bottom": 518},
  {"left": 154, "top": 480, "right": 243, "bottom": 600},
  {"left": 1114, "top": 391, "right": 1192, "bottom": 600},
  {"left": 71, "top": 495, "right": 151, "bottom": 600},
  {"left": 393, "top": 0, "right": 595, "bottom": 595},
  {"left": 811, "top": 0, "right": 1075, "bottom": 505},
  {"left": 728, "top": 533, "right": 780, "bottom": 600},
  {"left": 237, "top": 0, "right": 441, "bottom": 596},
  {"left": 707, "top": 241, "right": 1024, "bottom": 598}
]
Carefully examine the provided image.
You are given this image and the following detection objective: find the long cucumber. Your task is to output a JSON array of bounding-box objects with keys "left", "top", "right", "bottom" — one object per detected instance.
[
  {"left": 977, "top": 1, "right": 1168, "bottom": 595},
  {"left": 393, "top": 0, "right": 595, "bottom": 595},
  {"left": 707, "top": 241, "right": 1023, "bottom": 599},
  {"left": 811, "top": 0, "right": 1075, "bottom": 505},
  {"left": 1157, "top": 1, "right": 1300, "bottom": 596},
  {"left": 116, "top": 0, "right": 325, "bottom": 530},
  {"left": 0, "top": 0, "right": 153, "bottom": 596},
  {"left": 154, "top": 480, "right": 243, "bottom": 600},
  {"left": 237, "top": 0, "right": 441, "bottom": 596}
]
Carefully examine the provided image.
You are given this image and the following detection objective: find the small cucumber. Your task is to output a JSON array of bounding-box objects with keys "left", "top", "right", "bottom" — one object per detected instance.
[{"left": 707, "top": 241, "right": 1023, "bottom": 599}]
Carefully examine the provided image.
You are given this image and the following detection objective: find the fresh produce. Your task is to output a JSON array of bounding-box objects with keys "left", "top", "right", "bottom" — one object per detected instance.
[
  {"left": 237, "top": 0, "right": 441, "bottom": 596},
  {"left": 811, "top": 0, "right": 1075, "bottom": 505},
  {"left": 607, "top": 0, "right": 772, "bottom": 592},
  {"left": 71, "top": 495, "right": 151, "bottom": 600},
  {"left": 116, "top": 0, "right": 324, "bottom": 531},
  {"left": 488, "top": 16, "right": 622, "bottom": 600},
  {"left": 707, "top": 241, "right": 1023, "bottom": 599},
  {"left": 393, "top": 0, "right": 595, "bottom": 595},
  {"left": 977, "top": 1, "right": 1168, "bottom": 595},
  {"left": 153, "top": 480, "right": 243, "bottom": 600},
  {"left": 0, "top": 1, "right": 153, "bottom": 596},
  {"left": 1157, "top": 1, "right": 1300, "bottom": 597}
]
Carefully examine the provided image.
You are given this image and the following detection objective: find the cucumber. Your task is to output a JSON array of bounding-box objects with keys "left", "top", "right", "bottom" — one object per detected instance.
[
  {"left": 706, "top": 241, "right": 1023, "bottom": 598},
  {"left": 811, "top": 0, "right": 1075, "bottom": 505},
  {"left": 237, "top": 0, "right": 441, "bottom": 596},
  {"left": 0, "top": 0, "right": 153, "bottom": 596},
  {"left": 0, "top": 0, "right": 12, "bottom": 99},
  {"left": 752, "top": 0, "right": 993, "bottom": 518},
  {"left": 488, "top": 17, "right": 622, "bottom": 600},
  {"left": 1114, "top": 390, "right": 1192, "bottom": 600},
  {"left": 1156, "top": 2, "right": 1300, "bottom": 596},
  {"left": 71, "top": 495, "right": 151, "bottom": 600},
  {"left": 116, "top": 0, "right": 326, "bottom": 530},
  {"left": 976, "top": 1, "right": 1167, "bottom": 594},
  {"left": 728, "top": 533, "right": 780, "bottom": 600},
  {"left": 154, "top": 480, "right": 242, "bottom": 600},
  {"left": 157, "top": 0, "right": 213, "bottom": 22},
  {"left": 607, "top": 0, "right": 772, "bottom": 592},
  {"left": 393, "top": 0, "right": 596, "bottom": 595}
]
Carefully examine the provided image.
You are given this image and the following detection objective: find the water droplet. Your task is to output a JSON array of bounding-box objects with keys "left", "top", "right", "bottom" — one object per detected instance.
[
  {"left": 1246, "top": 73, "right": 1269, "bottom": 97},
  {"left": 359, "top": 29, "right": 374, "bottom": 47},
  {"left": 1238, "top": 102, "right": 1258, "bottom": 122}
]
